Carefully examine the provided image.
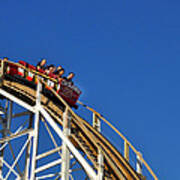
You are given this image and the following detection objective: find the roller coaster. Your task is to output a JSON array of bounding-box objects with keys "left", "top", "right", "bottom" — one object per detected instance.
[{"left": 0, "top": 59, "right": 158, "bottom": 179}]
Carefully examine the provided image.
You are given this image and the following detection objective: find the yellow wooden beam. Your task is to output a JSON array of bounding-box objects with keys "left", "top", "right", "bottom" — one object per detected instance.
[{"left": 124, "top": 141, "right": 129, "bottom": 162}]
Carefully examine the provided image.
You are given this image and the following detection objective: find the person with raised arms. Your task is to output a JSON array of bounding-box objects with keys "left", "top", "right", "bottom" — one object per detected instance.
[{"left": 36, "top": 58, "right": 47, "bottom": 71}]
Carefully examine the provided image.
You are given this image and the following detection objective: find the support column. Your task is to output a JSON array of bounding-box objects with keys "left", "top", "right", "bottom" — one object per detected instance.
[
  {"left": 0, "top": 132, "right": 5, "bottom": 179},
  {"left": 61, "top": 108, "right": 71, "bottom": 180},
  {"left": 97, "top": 148, "right": 104, "bottom": 180},
  {"left": 93, "top": 113, "right": 101, "bottom": 132},
  {"left": 30, "top": 81, "right": 42, "bottom": 180},
  {"left": 0, "top": 99, "right": 8, "bottom": 179},
  {"left": 7, "top": 101, "right": 13, "bottom": 131},
  {"left": 0, "top": 59, "right": 4, "bottom": 86},
  {"left": 136, "top": 152, "right": 143, "bottom": 175},
  {"left": 93, "top": 113, "right": 104, "bottom": 180},
  {"left": 24, "top": 113, "right": 33, "bottom": 179},
  {"left": 124, "top": 141, "right": 129, "bottom": 162}
]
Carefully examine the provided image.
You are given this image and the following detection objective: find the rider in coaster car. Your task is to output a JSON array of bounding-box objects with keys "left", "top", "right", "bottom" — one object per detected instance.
[
  {"left": 64, "top": 72, "right": 75, "bottom": 85},
  {"left": 57, "top": 68, "right": 65, "bottom": 82},
  {"left": 3, "top": 57, "right": 9, "bottom": 61},
  {"left": 36, "top": 59, "right": 47, "bottom": 71},
  {"left": 45, "top": 65, "right": 57, "bottom": 79},
  {"left": 54, "top": 65, "right": 63, "bottom": 75},
  {"left": 45, "top": 64, "right": 56, "bottom": 74}
]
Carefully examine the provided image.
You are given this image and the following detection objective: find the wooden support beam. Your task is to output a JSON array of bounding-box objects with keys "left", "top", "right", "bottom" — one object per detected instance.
[{"left": 124, "top": 141, "right": 129, "bottom": 162}]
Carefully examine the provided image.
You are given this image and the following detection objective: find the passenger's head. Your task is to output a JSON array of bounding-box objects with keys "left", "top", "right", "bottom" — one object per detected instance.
[
  {"left": 57, "top": 66, "right": 62, "bottom": 71},
  {"left": 40, "top": 59, "right": 46, "bottom": 66},
  {"left": 52, "top": 66, "right": 56, "bottom": 72},
  {"left": 3, "top": 57, "right": 8, "bottom": 61},
  {"left": 58, "top": 68, "right": 65, "bottom": 77},
  {"left": 67, "top": 72, "right": 75, "bottom": 80},
  {"left": 48, "top": 64, "right": 55, "bottom": 73}
]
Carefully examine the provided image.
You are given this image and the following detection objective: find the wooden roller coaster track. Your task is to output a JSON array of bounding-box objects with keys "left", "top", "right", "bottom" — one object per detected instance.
[{"left": 0, "top": 59, "right": 158, "bottom": 180}]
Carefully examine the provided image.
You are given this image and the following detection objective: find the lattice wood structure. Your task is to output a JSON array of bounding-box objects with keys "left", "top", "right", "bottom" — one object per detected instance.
[{"left": 0, "top": 59, "right": 158, "bottom": 180}]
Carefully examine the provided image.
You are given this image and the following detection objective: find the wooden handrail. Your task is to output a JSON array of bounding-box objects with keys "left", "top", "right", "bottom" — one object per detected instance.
[{"left": 77, "top": 101, "right": 158, "bottom": 180}]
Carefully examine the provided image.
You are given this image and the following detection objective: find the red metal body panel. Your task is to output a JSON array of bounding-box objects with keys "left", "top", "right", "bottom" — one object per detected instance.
[
  {"left": 48, "top": 73, "right": 57, "bottom": 79},
  {"left": 26, "top": 64, "right": 36, "bottom": 81},
  {"left": 18, "top": 60, "right": 27, "bottom": 66},
  {"left": 7, "top": 63, "right": 18, "bottom": 75},
  {"left": 38, "top": 69, "right": 45, "bottom": 74},
  {"left": 58, "top": 81, "right": 81, "bottom": 106},
  {"left": 18, "top": 61, "right": 26, "bottom": 77},
  {"left": 28, "top": 64, "right": 36, "bottom": 70}
]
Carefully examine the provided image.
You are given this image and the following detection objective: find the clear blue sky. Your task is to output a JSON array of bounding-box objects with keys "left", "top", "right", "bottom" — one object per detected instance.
[{"left": 0, "top": 0, "right": 180, "bottom": 179}]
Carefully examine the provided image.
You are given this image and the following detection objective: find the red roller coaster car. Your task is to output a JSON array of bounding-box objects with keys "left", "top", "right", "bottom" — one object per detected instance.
[{"left": 5, "top": 60, "right": 81, "bottom": 107}]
